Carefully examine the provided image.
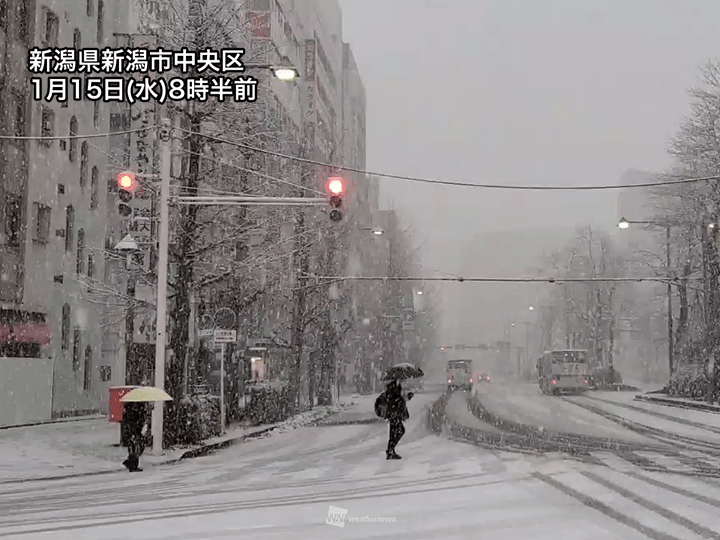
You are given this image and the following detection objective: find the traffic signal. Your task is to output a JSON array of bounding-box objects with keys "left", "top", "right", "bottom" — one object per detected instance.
[
  {"left": 117, "top": 171, "right": 137, "bottom": 219},
  {"left": 326, "top": 177, "right": 345, "bottom": 222}
]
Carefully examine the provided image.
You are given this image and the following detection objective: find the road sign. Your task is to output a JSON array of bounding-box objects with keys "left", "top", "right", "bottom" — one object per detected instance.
[
  {"left": 215, "top": 308, "right": 236, "bottom": 330},
  {"left": 214, "top": 329, "right": 236, "bottom": 343},
  {"left": 402, "top": 322, "right": 414, "bottom": 332},
  {"left": 198, "top": 329, "right": 214, "bottom": 338}
]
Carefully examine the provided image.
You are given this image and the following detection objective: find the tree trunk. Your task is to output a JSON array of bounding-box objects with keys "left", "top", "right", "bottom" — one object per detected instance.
[
  {"left": 166, "top": 114, "right": 200, "bottom": 445},
  {"left": 675, "top": 259, "right": 691, "bottom": 355}
]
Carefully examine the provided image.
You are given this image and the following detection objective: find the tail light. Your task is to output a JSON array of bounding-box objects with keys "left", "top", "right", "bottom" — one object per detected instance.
[
  {"left": 551, "top": 379, "right": 557, "bottom": 385},
  {"left": 584, "top": 380, "right": 588, "bottom": 384},
  {"left": 469, "top": 378, "right": 473, "bottom": 383},
  {"left": 448, "top": 379, "right": 452, "bottom": 383}
]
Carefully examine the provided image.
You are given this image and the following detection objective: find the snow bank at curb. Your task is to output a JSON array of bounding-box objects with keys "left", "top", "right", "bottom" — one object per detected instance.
[{"left": 254, "top": 402, "right": 354, "bottom": 439}]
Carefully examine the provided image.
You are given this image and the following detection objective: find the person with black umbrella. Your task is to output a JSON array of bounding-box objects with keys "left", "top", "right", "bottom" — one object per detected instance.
[
  {"left": 384, "top": 378, "right": 414, "bottom": 459},
  {"left": 378, "top": 363, "right": 423, "bottom": 460}
]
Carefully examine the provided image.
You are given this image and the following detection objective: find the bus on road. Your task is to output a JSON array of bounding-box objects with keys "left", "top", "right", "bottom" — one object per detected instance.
[
  {"left": 537, "top": 349, "right": 590, "bottom": 395},
  {"left": 447, "top": 359, "right": 473, "bottom": 391}
]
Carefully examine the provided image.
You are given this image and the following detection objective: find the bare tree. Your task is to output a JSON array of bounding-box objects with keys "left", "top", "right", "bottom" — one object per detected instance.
[
  {"left": 140, "top": 0, "right": 309, "bottom": 442},
  {"left": 647, "top": 59, "right": 720, "bottom": 396},
  {"left": 541, "top": 226, "right": 626, "bottom": 372}
]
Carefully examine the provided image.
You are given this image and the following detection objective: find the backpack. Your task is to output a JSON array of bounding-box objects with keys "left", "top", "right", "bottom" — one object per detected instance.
[{"left": 374, "top": 392, "right": 388, "bottom": 419}]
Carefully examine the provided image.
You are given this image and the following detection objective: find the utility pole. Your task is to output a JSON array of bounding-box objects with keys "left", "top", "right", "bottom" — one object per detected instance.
[
  {"left": 383, "top": 234, "right": 394, "bottom": 372},
  {"left": 220, "top": 341, "right": 226, "bottom": 431},
  {"left": 666, "top": 223, "right": 674, "bottom": 377},
  {"left": 524, "top": 322, "right": 530, "bottom": 380},
  {"left": 151, "top": 119, "right": 171, "bottom": 456}
]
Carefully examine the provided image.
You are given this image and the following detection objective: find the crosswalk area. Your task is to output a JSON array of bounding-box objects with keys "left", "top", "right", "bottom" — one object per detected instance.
[
  {"left": 533, "top": 465, "right": 720, "bottom": 540},
  {"left": 234, "top": 435, "right": 535, "bottom": 489},
  {"left": 586, "top": 449, "right": 720, "bottom": 476}
]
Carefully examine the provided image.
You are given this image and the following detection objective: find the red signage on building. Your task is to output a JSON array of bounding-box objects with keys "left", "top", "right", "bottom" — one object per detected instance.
[
  {"left": 0, "top": 322, "right": 50, "bottom": 344},
  {"left": 246, "top": 11, "right": 271, "bottom": 39}
]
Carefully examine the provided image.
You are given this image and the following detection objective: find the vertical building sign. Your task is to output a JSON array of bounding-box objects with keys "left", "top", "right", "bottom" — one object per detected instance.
[
  {"left": 129, "top": 34, "right": 157, "bottom": 259},
  {"left": 304, "top": 39, "right": 316, "bottom": 146},
  {"left": 130, "top": 34, "right": 157, "bottom": 344}
]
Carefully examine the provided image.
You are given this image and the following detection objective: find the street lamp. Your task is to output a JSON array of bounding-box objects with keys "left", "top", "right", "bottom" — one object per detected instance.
[
  {"left": 528, "top": 305, "right": 534, "bottom": 311},
  {"left": 617, "top": 216, "right": 674, "bottom": 375},
  {"left": 244, "top": 62, "right": 300, "bottom": 81},
  {"left": 417, "top": 290, "right": 423, "bottom": 295},
  {"left": 358, "top": 226, "right": 384, "bottom": 235},
  {"left": 271, "top": 66, "right": 300, "bottom": 81}
]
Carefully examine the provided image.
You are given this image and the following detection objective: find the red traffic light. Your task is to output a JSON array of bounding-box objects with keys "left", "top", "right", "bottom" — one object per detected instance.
[
  {"left": 117, "top": 171, "right": 137, "bottom": 192},
  {"left": 326, "top": 177, "right": 344, "bottom": 195}
]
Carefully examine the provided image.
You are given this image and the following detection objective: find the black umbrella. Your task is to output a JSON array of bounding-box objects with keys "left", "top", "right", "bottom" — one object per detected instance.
[{"left": 384, "top": 363, "right": 424, "bottom": 381}]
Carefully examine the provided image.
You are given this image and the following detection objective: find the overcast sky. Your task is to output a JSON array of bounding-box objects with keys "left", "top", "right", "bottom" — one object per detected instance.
[{"left": 338, "top": 0, "right": 720, "bottom": 339}]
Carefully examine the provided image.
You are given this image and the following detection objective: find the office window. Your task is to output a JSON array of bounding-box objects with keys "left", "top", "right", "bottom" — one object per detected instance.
[
  {"left": 72, "top": 327, "right": 81, "bottom": 371},
  {"left": 80, "top": 142, "right": 88, "bottom": 189},
  {"left": 76, "top": 229, "right": 85, "bottom": 274},
  {"left": 11, "top": 92, "right": 25, "bottom": 139},
  {"left": 40, "top": 107, "right": 54, "bottom": 143},
  {"left": 15, "top": 0, "right": 29, "bottom": 43},
  {"left": 33, "top": 202, "right": 51, "bottom": 244},
  {"left": 68, "top": 116, "right": 77, "bottom": 161},
  {"left": 0, "top": 0, "right": 6, "bottom": 28},
  {"left": 3, "top": 195, "right": 21, "bottom": 248},
  {"left": 93, "top": 101, "right": 99, "bottom": 127},
  {"left": 87, "top": 0, "right": 93, "bottom": 16},
  {"left": 96, "top": 0, "right": 103, "bottom": 44},
  {"left": 43, "top": 9, "right": 59, "bottom": 46},
  {"left": 91, "top": 166, "right": 99, "bottom": 208},
  {"left": 83, "top": 346, "right": 92, "bottom": 390},
  {"left": 87, "top": 254, "right": 95, "bottom": 292},
  {"left": 73, "top": 28, "right": 81, "bottom": 49},
  {"left": 61, "top": 304, "right": 70, "bottom": 349},
  {"left": 65, "top": 205, "right": 74, "bottom": 251}
]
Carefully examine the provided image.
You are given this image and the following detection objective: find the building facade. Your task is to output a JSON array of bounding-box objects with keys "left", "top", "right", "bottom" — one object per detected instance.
[
  {"left": 0, "top": 0, "right": 369, "bottom": 425},
  {"left": 0, "top": 0, "right": 119, "bottom": 426}
]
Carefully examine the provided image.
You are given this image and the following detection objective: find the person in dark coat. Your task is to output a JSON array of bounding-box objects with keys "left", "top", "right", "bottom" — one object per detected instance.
[
  {"left": 385, "top": 379, "right": 413, "bottom": 460},
  {"left": 122, "top": 402, "right": 149, "bottom": 472}
]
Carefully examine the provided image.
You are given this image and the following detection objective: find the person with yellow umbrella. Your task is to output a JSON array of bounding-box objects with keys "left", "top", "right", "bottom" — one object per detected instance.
[{"left": 120, "top": 387, "right": 172, "bottom": 472}]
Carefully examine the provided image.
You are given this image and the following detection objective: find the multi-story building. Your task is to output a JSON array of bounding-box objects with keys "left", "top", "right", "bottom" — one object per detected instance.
[{"left": 1, "top": 0, "right": 118, "bottom": 426}]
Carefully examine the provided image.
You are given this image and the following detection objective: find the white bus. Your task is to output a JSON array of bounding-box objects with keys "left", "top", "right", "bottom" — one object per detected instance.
[
  {"left": 537, "top": 349, "right": 590, "bottom": 395},
  {"left": 447, "top": 359, "right": 473, "bottom": 391}
]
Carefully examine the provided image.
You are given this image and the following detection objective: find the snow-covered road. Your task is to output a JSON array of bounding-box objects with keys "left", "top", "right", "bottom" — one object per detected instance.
[
  {"left": 471, "top": 382, "right": 653, "bottom": 443},
  {"left": 3, "top": 393, "right": 720, "bottom": 539}
]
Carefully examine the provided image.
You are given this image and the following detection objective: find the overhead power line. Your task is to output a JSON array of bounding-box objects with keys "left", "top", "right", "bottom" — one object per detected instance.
[
  {"left": 9, "top": 125, "right": 712, "bottom": 191},
  {"left": 178, "top": 127, "right": 719, "bottom": 191},
  {"left": 0, "top": 125, "right": 159, "bottom": 140},
  {"left": 298, "top": 276, "right": 703, "bottom": 283}
]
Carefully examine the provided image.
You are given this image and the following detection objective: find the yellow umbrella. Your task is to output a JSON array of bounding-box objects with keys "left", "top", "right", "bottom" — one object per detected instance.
[{"left": 120, "top": 386, "right": 173, "bottom": 403}]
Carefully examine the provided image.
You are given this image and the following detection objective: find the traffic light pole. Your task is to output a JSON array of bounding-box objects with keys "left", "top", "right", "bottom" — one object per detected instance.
[
  {"left": 151, "top": 119, "right": 333, "bottom": 454},
  {"left": 175, "top": 196, "right": 327, "bottom": 206},
  {"left": 151, "top": 120, "right": 171, "bottom": 456}
]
